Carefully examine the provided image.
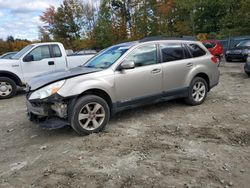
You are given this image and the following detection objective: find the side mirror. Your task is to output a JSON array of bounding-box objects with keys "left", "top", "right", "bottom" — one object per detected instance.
[
  {"left": 24, "top": 54, "right": 34, "bottom": 62},
  {"left": 120, "top": 60, "right": 135, "bottom": 70}
]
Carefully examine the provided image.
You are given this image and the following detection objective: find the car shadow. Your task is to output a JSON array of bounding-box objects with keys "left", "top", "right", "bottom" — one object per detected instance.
[
  {"left": 34, "top": 98, "right": 187, "bottom": 137},
  {"left": 109, "top": 98, "right": 187, "bottom": 124}
]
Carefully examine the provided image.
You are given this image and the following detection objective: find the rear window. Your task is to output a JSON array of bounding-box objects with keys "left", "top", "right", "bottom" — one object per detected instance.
[
  {"left": 183, "top": 45, "right": 192, "bottom": 59},
  {"left": 51, "top": 45, "right": 62, "bottom": 58},
  {"left": 203, "top": 42, "right": 216, "bottom": 49},
  {"left": 160, "top": 43, "right": 185, "bottom": 62},
  {"left": 187, "top": 44, "right": 206, "bottom": 57}
]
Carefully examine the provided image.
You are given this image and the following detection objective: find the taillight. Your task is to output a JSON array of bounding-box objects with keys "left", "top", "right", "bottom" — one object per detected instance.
[{"left": 211, "top": 56, "right": 217, "bottom": 64}]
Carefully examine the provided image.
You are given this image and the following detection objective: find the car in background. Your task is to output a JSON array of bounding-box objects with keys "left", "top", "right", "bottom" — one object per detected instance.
[
  {"left": 244, "top": 56, "right": 250, "bottom": 76},
  {"left": 202, "top": 40, "right": 223, "bottom": 65},
  {"left": 0, "top": 42, "right": 95, "bottom": 99},
  {"left": 225, "top": 40, "right": 250, "bottom": 62},
  {"left": 65, "top": 49, "right": 74, "bottom": 56},
  {"left": 0, "top": 52, "right": 18, "bottom": 59}
]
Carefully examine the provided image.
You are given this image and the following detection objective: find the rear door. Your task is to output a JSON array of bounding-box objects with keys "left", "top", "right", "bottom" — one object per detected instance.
[
  {"left": 22, "top": 45, "right": 57, "bottom": 81},
  {"left": 160, "top": 42, "right": 193, "bottom": 92},
  {"left": 114, "top": 43, "right": 163, "bottom": 105},
  {"left": 50, "top": 44, "right": 66, "bottom": 70}
]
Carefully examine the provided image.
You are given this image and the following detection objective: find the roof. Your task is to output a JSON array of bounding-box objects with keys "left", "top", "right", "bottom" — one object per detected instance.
[
  {"left": 111, "top": 41, "right": 139, "bottom": 49},
  {"left": 31, "top": 42, "right": 63, "bottom": 46},
  {"left": 139, "top": 36, "right": 197, "bottom": 42}
]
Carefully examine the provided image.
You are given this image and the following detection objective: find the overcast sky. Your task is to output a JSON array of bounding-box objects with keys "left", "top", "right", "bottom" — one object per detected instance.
[{"left": 0, "top": 0, "right": 63, "bottom": 40}]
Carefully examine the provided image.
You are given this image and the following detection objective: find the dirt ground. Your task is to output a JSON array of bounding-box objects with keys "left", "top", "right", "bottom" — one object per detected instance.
[{"left": 0, "top": 61, "right": 249, "bottom": 188}]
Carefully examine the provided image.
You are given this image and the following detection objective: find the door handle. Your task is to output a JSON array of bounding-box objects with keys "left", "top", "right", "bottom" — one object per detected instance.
[
  {"left": 48, "top": 61, "right": 55, "bottom": 65},
  {"left": 151, "top": 69, "right": 161, "bottom": 74},
  {"left": 186, "top": 63, "right": 193, "bottom": 67}
]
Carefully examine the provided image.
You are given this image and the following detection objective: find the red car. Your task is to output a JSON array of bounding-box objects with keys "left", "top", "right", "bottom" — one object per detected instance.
[{"left": 202, "top": 40, "right": 223, "bottom": 65}]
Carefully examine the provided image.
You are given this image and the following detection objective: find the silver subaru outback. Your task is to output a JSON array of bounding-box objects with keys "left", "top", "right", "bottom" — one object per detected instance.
[{"left": 26, "top": 39, "right": 220, "bottom": 135}]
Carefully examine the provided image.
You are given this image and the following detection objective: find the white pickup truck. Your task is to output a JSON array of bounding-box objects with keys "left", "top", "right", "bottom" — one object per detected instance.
[{"left": 0, "top": 42, "right": 95, "bottom": 99}]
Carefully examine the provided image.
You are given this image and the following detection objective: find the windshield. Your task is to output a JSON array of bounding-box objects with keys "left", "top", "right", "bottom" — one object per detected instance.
[
  {"left": 1, "top": 52, "right": 16, "bottom": 59},
  {"left": 11, "top": 45, "right": 34, "bottom": 59},
  {"left": 236, "top": 40, "right": 250, "bottom": 47},
  {"left": 84, "top": 45, "right": 131, "bottom": 69}
]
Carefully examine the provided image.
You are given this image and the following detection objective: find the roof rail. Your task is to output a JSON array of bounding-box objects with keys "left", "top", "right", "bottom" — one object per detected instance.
[{"left": 139, "top": 35, "right": 197, "bottom": 42}]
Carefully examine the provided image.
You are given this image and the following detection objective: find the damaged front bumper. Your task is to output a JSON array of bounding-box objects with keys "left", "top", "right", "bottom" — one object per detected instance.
[{"left": 26, "top": 94, "right": 75, "bottom": 129}]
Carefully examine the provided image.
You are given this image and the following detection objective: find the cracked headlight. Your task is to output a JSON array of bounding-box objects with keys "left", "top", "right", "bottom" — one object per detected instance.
[{"left": 29, "top": 80, "right": 65, "bottom": 100}]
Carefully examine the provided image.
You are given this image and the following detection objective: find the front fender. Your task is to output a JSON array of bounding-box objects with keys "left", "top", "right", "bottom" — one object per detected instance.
[
  {"left": 0, "top": 70, "right": 23, "bottom": 86},
  {"left": 0, "top": 60, "right": 23, "bottom": 85},
  {"left": 57, "top": 71, "right": 115, "bottom": 101}
]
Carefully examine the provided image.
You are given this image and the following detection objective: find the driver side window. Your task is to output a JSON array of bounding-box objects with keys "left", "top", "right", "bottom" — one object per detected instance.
[
  {"left": 28, "top": 45, "right": 51, "bottom": 61},
  {"left": 124, "top": 44, "right": 157, "bottom": 67}
]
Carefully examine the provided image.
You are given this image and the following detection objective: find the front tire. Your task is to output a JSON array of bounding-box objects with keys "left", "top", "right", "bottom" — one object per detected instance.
[
  {"left": 70, "top": 95, "right": 110, "bottom": 135},
  {"left": 0, "top": 77, "right": 17, "bottom": 99},
  {"left": 185, "top": 77, "right": 208, "bottom": 106}
]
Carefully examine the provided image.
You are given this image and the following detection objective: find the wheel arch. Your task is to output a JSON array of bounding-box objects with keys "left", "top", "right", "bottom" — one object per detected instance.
[
  {"left": 77, "top": 88, "right": 113, "bottom": 111},
  {"left": 193, "top": 72, "right": 210, "bottom": 91},
  {"left": 0, "top": 71, "right": 23, "bottom": 86}
]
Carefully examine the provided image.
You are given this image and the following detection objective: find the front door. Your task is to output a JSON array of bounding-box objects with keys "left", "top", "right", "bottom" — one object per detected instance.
[
  {"left": 22, "top": 45, "right": 57, "bottom": 82},
  {"left": 115, "top": 43, "right": 163, "bottom": 105}
]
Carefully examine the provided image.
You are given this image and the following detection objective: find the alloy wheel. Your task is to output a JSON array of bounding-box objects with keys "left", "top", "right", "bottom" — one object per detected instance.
[
  {"left": 78, "top": 102, "right": 106, "bottom": 131},
  {"left": 192, "top": 81, "right": 206, "bottom": 102}
]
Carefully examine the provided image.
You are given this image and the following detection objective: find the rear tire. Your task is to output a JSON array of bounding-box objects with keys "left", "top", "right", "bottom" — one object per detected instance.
[
  {"left": 185, "top": 77, "right": 208, "bottom": 106},
  {"left": 70, "top": 95, "right": 110, "bottom": 135},
  {"left": 0, "top": 77, "right": 17, "bottom": 99}
]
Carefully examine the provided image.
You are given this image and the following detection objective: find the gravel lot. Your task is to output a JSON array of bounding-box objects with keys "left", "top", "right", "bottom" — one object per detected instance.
[{"left": 0, "top": 61, "right": 250, "bottom": 188}]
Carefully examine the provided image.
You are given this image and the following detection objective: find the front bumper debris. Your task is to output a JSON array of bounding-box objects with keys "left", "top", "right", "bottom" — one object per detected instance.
[
  {"left": 38, "top": 118, "right": 69, "bottom": 129},
  {"left": 26, "top": 100, "right": 49, "bottom": 117},
  {"left": 26, "top": 94, "right": 72, "bottom": 129}
]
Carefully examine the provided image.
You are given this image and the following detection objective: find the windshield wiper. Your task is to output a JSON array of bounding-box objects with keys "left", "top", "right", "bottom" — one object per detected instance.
[{"left": 84, "top": 65, "right": 95, "bottom": 68}]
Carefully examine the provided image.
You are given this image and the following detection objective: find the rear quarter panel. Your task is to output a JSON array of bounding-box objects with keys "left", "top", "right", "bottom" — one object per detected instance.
[{"left": 184, "top": 54, "right": 219, "bottom": 89}]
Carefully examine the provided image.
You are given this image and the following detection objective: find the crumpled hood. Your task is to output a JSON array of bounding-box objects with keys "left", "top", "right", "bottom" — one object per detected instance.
[{"left": 28, "top": 66, "right": 102, "bottom": 91}]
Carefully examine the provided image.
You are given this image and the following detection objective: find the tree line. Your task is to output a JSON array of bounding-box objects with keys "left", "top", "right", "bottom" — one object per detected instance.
[
  {"left": 1, "top": 0, "right": 249, "bottom": 55},
  {"left": 0, "top": 36, "right": 30, "bottom": 55}
]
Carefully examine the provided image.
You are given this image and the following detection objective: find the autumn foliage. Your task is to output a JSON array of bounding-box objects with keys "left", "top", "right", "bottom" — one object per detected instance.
[
  {"left": 38, "top": 0, "right": 249, "bottom": 50},
  {"left": 1, "top": 0, "right": 250, "bottom": 54},
  {"left": 0, "top": 37, "right": 30, "bottom": 56}
]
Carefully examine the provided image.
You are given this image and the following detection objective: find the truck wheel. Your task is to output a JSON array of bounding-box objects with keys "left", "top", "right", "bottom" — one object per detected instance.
[
  {"left": 0, "top": 77, "right": 17, "bottom": 99},
  {"left": 70, "top": 95, "right": 110, "bottom": 135},
  {"left": 185, "top": 77, "right": 208, "bottom": 106}
]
